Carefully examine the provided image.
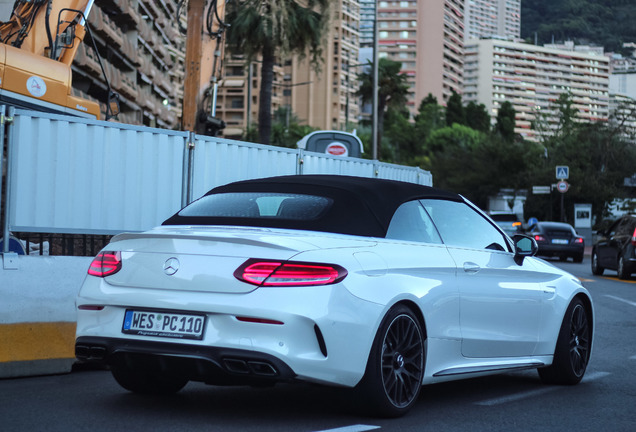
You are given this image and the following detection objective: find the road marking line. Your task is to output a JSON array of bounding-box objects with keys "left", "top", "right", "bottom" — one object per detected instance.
[
  {"left": 578, "top": 277, "right": 595, "bottom": 282},
  {"left": 600, "top": 276, "right": 636, "bottom": 284},
  {"left": 314, "top": 425, "right": 381, "bottom": 432},
  {"left": 605, "top": 295, "right": 636, "bottom": 307},
  {"left": 475, "top": 371, "right": 610, "bottom": 406}
]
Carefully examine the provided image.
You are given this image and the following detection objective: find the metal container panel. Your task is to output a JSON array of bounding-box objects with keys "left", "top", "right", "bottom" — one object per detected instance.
[
  {"left": 8, "top": 112, "right": 188, "bottom": 233},
  {"left": 4, "top": 110, "right": 432, "bottom": 236},
  {"left": 301, "top": 152, "right": 376, "bottom": 177},
  {"left": 190, "top": 136, "right": 299, "bottom": 199}
]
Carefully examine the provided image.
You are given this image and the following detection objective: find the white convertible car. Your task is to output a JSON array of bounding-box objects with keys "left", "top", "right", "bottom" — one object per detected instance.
[{"left": 75, "top": 175, "right": 593, "bottom": 417}]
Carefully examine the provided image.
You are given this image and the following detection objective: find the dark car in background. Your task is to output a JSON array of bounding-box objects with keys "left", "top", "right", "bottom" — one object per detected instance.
[
  {"left": 591, "top": 214, "right": 636, "bottom": 279},
  {"left": 489, "top": 212, "right": 524, "bottom": 236},
  {"left": 526, "top": 222, "right": 585, "bottom": 263}
]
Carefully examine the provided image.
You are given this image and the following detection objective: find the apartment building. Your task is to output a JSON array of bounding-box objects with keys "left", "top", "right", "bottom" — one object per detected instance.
[
  {"left": 0, "top": 0, "right": 183, "bottom": 128},
  {"left": 77, "top": 1, "right": 182, "bottom": 128},
  {"left": 216, "top": 0, "right": 360, "bottom": 137},
  {"left": 463, "top": 38, "right": 610, "bottom": 141},
  {"left": 359, "top": 0, "right": 376, "bottom": 49},
  {"left": 464, "top": 0, "right": 520, "bottom": 41},
  {"left": 377, "top": 0, "right": 464, "bottom": 115}
]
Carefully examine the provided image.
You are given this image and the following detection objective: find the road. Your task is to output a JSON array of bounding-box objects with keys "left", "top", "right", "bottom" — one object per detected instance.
[{"left": 1, "top": 257, "right": 635, "bottom": 432}]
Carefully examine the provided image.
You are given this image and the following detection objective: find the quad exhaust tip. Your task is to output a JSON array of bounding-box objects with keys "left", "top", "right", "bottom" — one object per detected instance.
[{"left": 222, "top": 358, "right": 278, "bottom": 377}]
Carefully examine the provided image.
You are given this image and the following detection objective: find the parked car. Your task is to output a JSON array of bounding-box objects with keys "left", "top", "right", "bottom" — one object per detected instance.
[
  {"left": 75, "top": 175, "right": 593, "bottom": 418},
  {"left": 591, "top": 214, "right": 636, "bottom": 279},
  {"left": 526, "top": 222, "right": 585, "bottom": 263},
  {"left": 489, "top": 211, "right": 524, "bottom": 236}
]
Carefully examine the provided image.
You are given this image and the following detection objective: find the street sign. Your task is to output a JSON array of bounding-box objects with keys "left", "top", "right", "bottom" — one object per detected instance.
[
  {"left": 557, "top": 180, "right": 569, "bottom": 193},
  {"left": 532, "top": 186, "right": 551, "bottom": 194},
  {"left": 556, "top": 165, "right": 569, "bottom": 179}
]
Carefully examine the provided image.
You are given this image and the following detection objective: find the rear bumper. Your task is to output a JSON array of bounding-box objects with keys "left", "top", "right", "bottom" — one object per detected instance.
[
  {"left": 76, "top": 336, "right": 297, "bottom": 385},
  {"left": 536, "top": 244, "right": 584, "bottom": 257},
  {"left": 75, "top": 277, "right": 383, "bottom": 387}
]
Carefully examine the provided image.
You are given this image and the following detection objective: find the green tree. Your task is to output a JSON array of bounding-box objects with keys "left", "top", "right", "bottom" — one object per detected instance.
[
  {"left": 225, "top": 0, "right": 329, "bottom": 145},
  {"left": 356, "top": 58, "right": 410, "bottom": 158},
  {"left": 525, "top": 93, "right": 636, "bottom": 224},
  {"left": 384, "top": 107, "right": 416, "bottom": 163},
  {"left": 269, "top": 106, "right": 316, "bottom": 148},
  {"left": 445, "top": 90, "right": 465, "bottom": 127},
  {"left": 553, "top": 92, "right": 579, "bottom": 138},
  {"left": 423, "top": 123, "right": 541, "bottom": 209},
  {"left": 425, "top": 124, "right": 494, "bottom": 208},
  {"left": 465, "top": 101, "right": 491, "bottom": 133},
  {"left": 495, "top": 101, "right": 516, "bottom": 142},
  {"left": 521, "top": 0, "right": 636, "bottom": 54}
]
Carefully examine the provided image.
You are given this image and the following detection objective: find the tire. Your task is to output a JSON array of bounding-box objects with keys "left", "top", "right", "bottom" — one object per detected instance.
[
  {"left": 110, "top": 356, "right": 188, "bottom": 394},
  {"left": 591, "top": 250, "right": 604, "bottom": 275},
  {"left": 538, "top": 298, "right": 591, "bottom": 385},
  {"left": 617, "top": 255, "right": 631, "bottom": 280},
  {"left": 356, "top": 304, "right": 425, "bottom": 418},
  {"left": 573, "top": 253, "right": 584, "bottom": 264}
]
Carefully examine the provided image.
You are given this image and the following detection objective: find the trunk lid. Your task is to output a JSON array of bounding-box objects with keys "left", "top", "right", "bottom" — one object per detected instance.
[{"left": 102, "top": 225, "right": 373, "bottom": 294}]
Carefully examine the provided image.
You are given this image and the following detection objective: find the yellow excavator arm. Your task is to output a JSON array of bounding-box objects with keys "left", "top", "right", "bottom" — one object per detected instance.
[{"left": 0, "top": 0, "right": 101, "bottom": 119}]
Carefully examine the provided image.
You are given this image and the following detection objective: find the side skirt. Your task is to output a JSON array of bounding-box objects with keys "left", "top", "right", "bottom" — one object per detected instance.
[{"left": 433, "top": 361, "right": 546, "bottom": 377}]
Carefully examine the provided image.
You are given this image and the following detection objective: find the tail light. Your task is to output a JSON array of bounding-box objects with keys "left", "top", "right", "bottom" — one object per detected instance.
[
  {"left": 234, "top": 259, "right": 347, "bottom": 287},
  {"left": 534, "top": 235, "right": 546, "bottom": 242},
  {"left": 574, "top": 237, "right": 584, "bottom": 244},
  {"left": 88, "top": 251, "right": 122, "bottom": 277},
  {"left": 632, "top": 228, "right": 636, "bottom": 246}
]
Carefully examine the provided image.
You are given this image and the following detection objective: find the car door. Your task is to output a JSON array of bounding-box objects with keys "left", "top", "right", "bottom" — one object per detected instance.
[
  {"left": 596, "top": 218, "right": 624, "bottom": 269},
  {"left": 421, "top": 198, "right": 544, "bottom": 358}
]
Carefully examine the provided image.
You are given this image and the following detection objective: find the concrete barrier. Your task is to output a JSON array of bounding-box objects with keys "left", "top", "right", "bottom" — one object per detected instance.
[{"left": 0, "top": 255, "right": 92, "bottom": 378}]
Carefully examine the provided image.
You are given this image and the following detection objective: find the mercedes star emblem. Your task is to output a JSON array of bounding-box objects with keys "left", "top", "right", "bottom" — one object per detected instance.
[{"left": 163, "top": 257, "right": 180, "bottom": 275}]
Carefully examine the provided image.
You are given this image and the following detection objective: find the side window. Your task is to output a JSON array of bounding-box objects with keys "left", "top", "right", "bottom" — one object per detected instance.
[
  {"left": 616, "top": 217, "right": 635, "bottom": 236},
  {"left": 420, "top": 199, "right": 510, "bottom": 252},
  {"left": 607, "top": 219, "right": 621, "bottom": 236},
  {"left": 386, "top": 201, "right": 442, "bottom": 244}
]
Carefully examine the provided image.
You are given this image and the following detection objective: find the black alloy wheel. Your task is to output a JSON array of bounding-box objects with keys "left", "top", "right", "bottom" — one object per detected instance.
[
  {"left": 357, "top": 304, "right": 425, "bottom": 417},
  {"left": 538, "top": 298, "right": 591, "bottom": 384},
  {"left": 591, "top": 250, "right": 604, "bottom": 275}
]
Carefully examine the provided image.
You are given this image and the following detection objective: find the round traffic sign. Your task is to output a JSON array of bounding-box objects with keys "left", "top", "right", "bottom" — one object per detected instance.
[{"left": 557, "top": 180, "right": 569, "bottom": 193}]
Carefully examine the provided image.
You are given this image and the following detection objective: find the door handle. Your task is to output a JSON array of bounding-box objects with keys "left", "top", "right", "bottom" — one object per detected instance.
[{"left": 463, "top": 262, "right": 480, "bottom": 273}]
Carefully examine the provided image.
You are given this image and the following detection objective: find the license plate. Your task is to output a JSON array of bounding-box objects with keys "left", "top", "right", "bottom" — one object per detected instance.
[
  {"left": 551, "top": 239, "right": 569, "bottom": 244},
  {"left": 122, "top": 310, "right": 205, "bottom": 340}
]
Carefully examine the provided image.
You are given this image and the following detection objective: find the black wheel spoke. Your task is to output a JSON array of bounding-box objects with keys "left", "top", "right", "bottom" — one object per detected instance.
[
  {"left": 566, "top": 304, "right": 590, "bottom": 376},
  {"left": 379, "top": 313, "right": 424, "bottom": 408}
]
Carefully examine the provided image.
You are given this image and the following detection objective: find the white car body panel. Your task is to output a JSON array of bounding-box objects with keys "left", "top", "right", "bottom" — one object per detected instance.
[{"left": 76, "top": 224, "right": 591, "bottom": 388}]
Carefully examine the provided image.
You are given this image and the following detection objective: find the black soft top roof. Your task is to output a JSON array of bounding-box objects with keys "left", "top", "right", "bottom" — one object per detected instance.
[{"left": 163, "top": 175, "right": 462, "bottom": 237}]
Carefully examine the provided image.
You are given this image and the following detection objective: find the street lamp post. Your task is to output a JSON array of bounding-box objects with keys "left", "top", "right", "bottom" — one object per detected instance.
[{"left": 372, "top": 3, "right": 379, "bottom": 160}]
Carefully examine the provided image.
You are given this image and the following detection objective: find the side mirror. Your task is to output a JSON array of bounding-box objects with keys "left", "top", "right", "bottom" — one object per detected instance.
[{"left": 512, "top": 234, "right": 538, "bottom": 265}]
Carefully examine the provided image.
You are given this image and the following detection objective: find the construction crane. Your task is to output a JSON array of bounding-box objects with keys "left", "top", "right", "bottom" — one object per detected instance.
[{"left": 0, "top": 0, "right": 118, "bottom": 119}]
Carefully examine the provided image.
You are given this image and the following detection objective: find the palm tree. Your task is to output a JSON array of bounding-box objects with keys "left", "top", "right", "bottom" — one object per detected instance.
[
  {"left": 225, "top": 0, "right": 329, "bottom": 145},
  {"left": 356, "top": 58, "right": 410, "bottom": 157}
]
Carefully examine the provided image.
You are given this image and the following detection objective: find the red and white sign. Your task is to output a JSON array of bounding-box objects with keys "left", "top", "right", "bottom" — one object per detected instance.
[
  {"left": 556, "top": 180, "right": 569, "bottom": 193},
  {"left": 326, "top": 142, "right": 348, "bottom": 156}
]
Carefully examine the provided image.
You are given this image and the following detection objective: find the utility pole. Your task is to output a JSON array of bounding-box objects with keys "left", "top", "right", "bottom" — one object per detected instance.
[
  {"left": 182, "top": 0, "right": 226, "bottom": 133},
  {"left": 182, "top": 0, "right": 206, "bottom": 132},
  {"left": 372, "top": 3, "right": 379, "bottom": 160}
]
